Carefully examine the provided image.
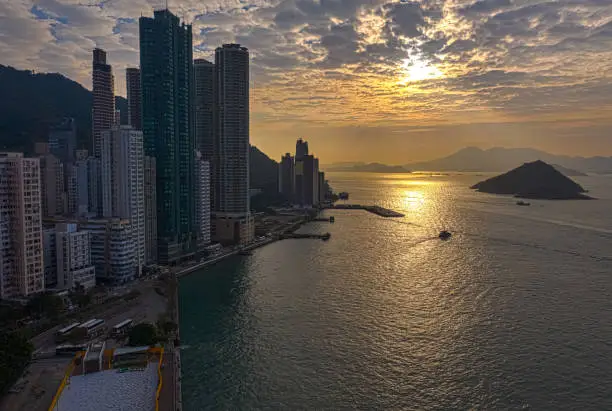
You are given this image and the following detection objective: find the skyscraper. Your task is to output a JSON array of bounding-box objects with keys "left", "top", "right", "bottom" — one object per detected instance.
[
  {"left": 100, "top": 126, "right": 145, "bottom": 276},
  {"left": 213, "top": 44, "right": 253, "bottom": 244},
  {"left": 92, "top": 48, "right": 115, "bottom": 215},
  {"left": 140, "top": 9, "right": 196, "bottom": 264},
  {"left": 144, "top": 156, "right": 157, "bottom": 264},
  {"left": 126, "top": 68, "right": 142, "bottom": 130},
  {"left": 296, "top": 138, "right": 309, "bottom": 160},
  {"left": 279, "top": 153, "right": 294, "bottom": 200},
  {"left": 92, "top": 48, "right": 115, "bottom": 159},
  {"left": 0, "top": 153, "right": 44, "bottom": 298},
  {"left": 67, "top": 150, "right": 89, "bottom": 216}
]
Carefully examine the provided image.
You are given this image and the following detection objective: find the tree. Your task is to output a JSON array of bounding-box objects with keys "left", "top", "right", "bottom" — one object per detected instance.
[
  {"left": 128, "top": 323, "right": 157, "bottom": 347},
  {"left": 0, "top": 330, "right": 33, "bottom": 395},
  {"left": 26, "top": 292, "right": 64, "bottom": 320}
]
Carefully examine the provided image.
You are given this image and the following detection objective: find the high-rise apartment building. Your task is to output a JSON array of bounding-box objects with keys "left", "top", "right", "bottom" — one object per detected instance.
[
  {"left": 92, "top": 48, "right": 115, "bottom": 216},
  {"left": 302, "top": 155, "right": 316, "bottom": 206},
  {"left": 82, "top": 219, "right": 134, "bottom": 285},
  {"left": 213, "top": 44, "right": 253, "bottom": 245},
  {"left": 144, "top": 156, "right": 157, "bottom": 264},
  {"left": 140, "top": 10, "right": 196, "bottom": 263},
  {"left": 0, "top": 153, "right": 44, "bottom": 298},
  {"left": 100, "top": 126, "right": 145, "bottom": 275},
  {"left": 40, "top": 153, "right": 66, "bottom": 217},
  {"left": 126, "top": 68, "right": 142, "bottom": 130},
  {"left": 55, "top": 223, "right": 96, "bottom": 290},
  {"left": 195, "top": 152, "right": 211, "bottom": 246},
  {"left": 279, "top": 153, "right": 295, "bottom": 200},
  {"left": 194, "top": 59, "right": 215, "bottom": 217},
  {"left": 67, "top": 159, "right": 89, "bottom": 216},
  {"left": 43, "top": 228, "right": 57, "bottom": 288},
  {"left": 87, "top": 157, "right": 100, "bottom": 215},
  {"left": 49, "top": 118, "right": 77, "bottom": 165}
]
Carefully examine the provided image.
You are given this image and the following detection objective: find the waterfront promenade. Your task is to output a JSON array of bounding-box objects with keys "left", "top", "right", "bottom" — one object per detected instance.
[{"left": 326, "top": 204, "right": 404, "bottom": 217}]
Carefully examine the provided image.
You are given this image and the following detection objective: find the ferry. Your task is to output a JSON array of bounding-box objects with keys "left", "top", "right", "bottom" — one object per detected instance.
[
  {"left": 516, "top": 200, "right": 531, "bottom": 206},
  {"left": 439, "top": 230, "right": 452, "bottom": 240}
]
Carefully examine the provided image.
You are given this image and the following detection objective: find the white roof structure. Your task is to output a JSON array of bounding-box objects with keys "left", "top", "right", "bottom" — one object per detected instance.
[{"left": 54, "top": 363, "right": 158, "bottom": 411}]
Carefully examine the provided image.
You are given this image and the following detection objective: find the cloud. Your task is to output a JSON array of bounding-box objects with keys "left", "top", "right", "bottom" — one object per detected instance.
[{"left": 2, "top": 0, "right": 612, "bottom": 159}]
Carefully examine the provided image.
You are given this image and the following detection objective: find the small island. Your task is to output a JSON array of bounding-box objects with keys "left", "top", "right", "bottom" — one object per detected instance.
[{"left": 471, "top": 160, "right": 593, "bottom": 200}]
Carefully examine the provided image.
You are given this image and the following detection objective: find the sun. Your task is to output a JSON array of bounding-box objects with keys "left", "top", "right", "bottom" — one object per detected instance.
[{"left": 399, "top": 55, "right": 442, "bottom": 84}]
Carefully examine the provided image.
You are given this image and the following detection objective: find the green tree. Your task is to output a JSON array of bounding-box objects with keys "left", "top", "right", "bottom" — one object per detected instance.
[{"left": 128, "top": 323, "right": 157, "bottom": 347}]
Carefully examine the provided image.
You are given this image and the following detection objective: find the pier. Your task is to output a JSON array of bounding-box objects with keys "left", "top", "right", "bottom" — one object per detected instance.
[
  {"left": 281, "top": 232, "right": 331, "bottom": 241},
  {"left": 327, "top": 204, "right": 404, "bottom": 217}
]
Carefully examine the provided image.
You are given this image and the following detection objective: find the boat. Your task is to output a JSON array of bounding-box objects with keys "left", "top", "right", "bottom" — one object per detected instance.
[
  {"left": 338, "top": 192, "right": 349, "bottom": 200},
  {"left": 516, "top": 200, "right": 531, "bottom": 206},
  {"left": 439, "top": 230, "right": 452, "bottom": 240},
  {"left": 321, "top": 233, "right": 331, "bottom": 241},
  {"left": 329, "top": 216, "right": 335, "bottom": 223}
]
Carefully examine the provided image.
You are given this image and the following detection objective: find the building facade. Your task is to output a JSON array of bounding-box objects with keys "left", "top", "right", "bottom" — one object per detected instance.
[
  {"left": 144, "top": 156, "right": 157, "bottom": 264},
  {"left": 140, "top": 9, "right": 196, "bottom": 264},
  {"left": 213, "top": 44, "right": 253, "bottom": 245},
  {"left": 55, "top": 223, "right": 96, "bottom": 290},
  {"left": 100, "top": 127, "right": 145, "bottom": 275},
  {"left": 126, "top": 68, "right": 142, "bottom": 130},
  {"left": 0, "top": 153, "right": 44, "bottom": 298},
  {"left": 92, "top": 48, "right": 115, "bottom": 215},
  {"left": 195, "top": 152, "right": 211, "bottom": 246}
]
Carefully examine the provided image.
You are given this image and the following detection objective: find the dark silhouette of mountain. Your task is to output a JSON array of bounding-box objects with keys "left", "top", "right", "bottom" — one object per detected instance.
[
  {"left": 471, "top": 160, "right": 592, "bottom": 200},
  {"left": 250, "top": 145, "right": 278, "bottom": 192},
  {"left": 0, "top": 65, "right": 127, "bottom": 152},
  {"left": 405, "top": 147, "right": 612, "bottom": 174},
  {"left": 324, "top": 162, "right": 410, "bottom": 173}
]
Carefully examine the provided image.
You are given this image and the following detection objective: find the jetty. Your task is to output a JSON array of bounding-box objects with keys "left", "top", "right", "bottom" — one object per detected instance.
[{"left": 327, "top": 204, "right": 404, "bottom": 217}]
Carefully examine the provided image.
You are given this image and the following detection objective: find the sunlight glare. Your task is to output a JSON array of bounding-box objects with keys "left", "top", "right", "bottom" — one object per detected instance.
[{"left": 400, "top": 54, "right": 442, "bottom": 84}]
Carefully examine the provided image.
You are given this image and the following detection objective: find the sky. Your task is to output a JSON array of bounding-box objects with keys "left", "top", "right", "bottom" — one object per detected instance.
[{"left": 2, "top": 0, "right": 612, "bottom": 163}]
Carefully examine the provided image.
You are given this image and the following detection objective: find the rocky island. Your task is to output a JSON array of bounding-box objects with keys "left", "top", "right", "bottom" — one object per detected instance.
[{"left": 471, "top": 160, "right": 593, "bottom": 200}]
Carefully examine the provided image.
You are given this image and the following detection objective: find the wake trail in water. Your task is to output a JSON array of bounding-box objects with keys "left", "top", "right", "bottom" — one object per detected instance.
[{"left": 377, "top": 216, "right": 612, "bottom": 263}]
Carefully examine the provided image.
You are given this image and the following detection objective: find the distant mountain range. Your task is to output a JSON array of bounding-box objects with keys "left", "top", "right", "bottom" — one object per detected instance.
[
  {"left": 325, "top": 147, "right": 612, "bottom": 175},
  {"left": 404, "top": 147, "right": 611, "bottom": 174},
  {"left": 323, "top": 162, "right": 410, "bottom": 173}
]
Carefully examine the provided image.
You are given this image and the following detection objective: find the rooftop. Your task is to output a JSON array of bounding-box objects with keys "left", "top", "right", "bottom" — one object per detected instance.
[{"left": 53, "top": 363, "right": 158, "bottom": 411}]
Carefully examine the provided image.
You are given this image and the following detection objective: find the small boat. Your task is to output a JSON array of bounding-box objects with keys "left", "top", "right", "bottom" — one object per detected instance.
[
  {"left": 516, "top": 200, "right": 531, "bottom": 206},
  {"left": 321, "top": 233, "right": 331, "bottom": 241},
  {"left": 439, "top": 230, "right": 452, "bottom": 240},
  {"left": 329, "top": 216, "right": 335, "bottom": 223}
]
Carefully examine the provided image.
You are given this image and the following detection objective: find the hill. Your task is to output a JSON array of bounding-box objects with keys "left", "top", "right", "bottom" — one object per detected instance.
[
  {"left": 405, "top": 147, "right": 612, "bottom": 174},
  {"left": 0, "top": 65, "right": 277, "bottom": 198},
  {"left": 0, "top": 65, "right": 126, "bottom": 152},
  {"left": 471, "top": 160, "right": 591, "bottom": 200}
]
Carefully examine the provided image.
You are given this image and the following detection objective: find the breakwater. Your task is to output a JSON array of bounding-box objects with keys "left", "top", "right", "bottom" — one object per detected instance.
[{"left": 327, "top": 204, "right": 404, "bottom": 217}]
